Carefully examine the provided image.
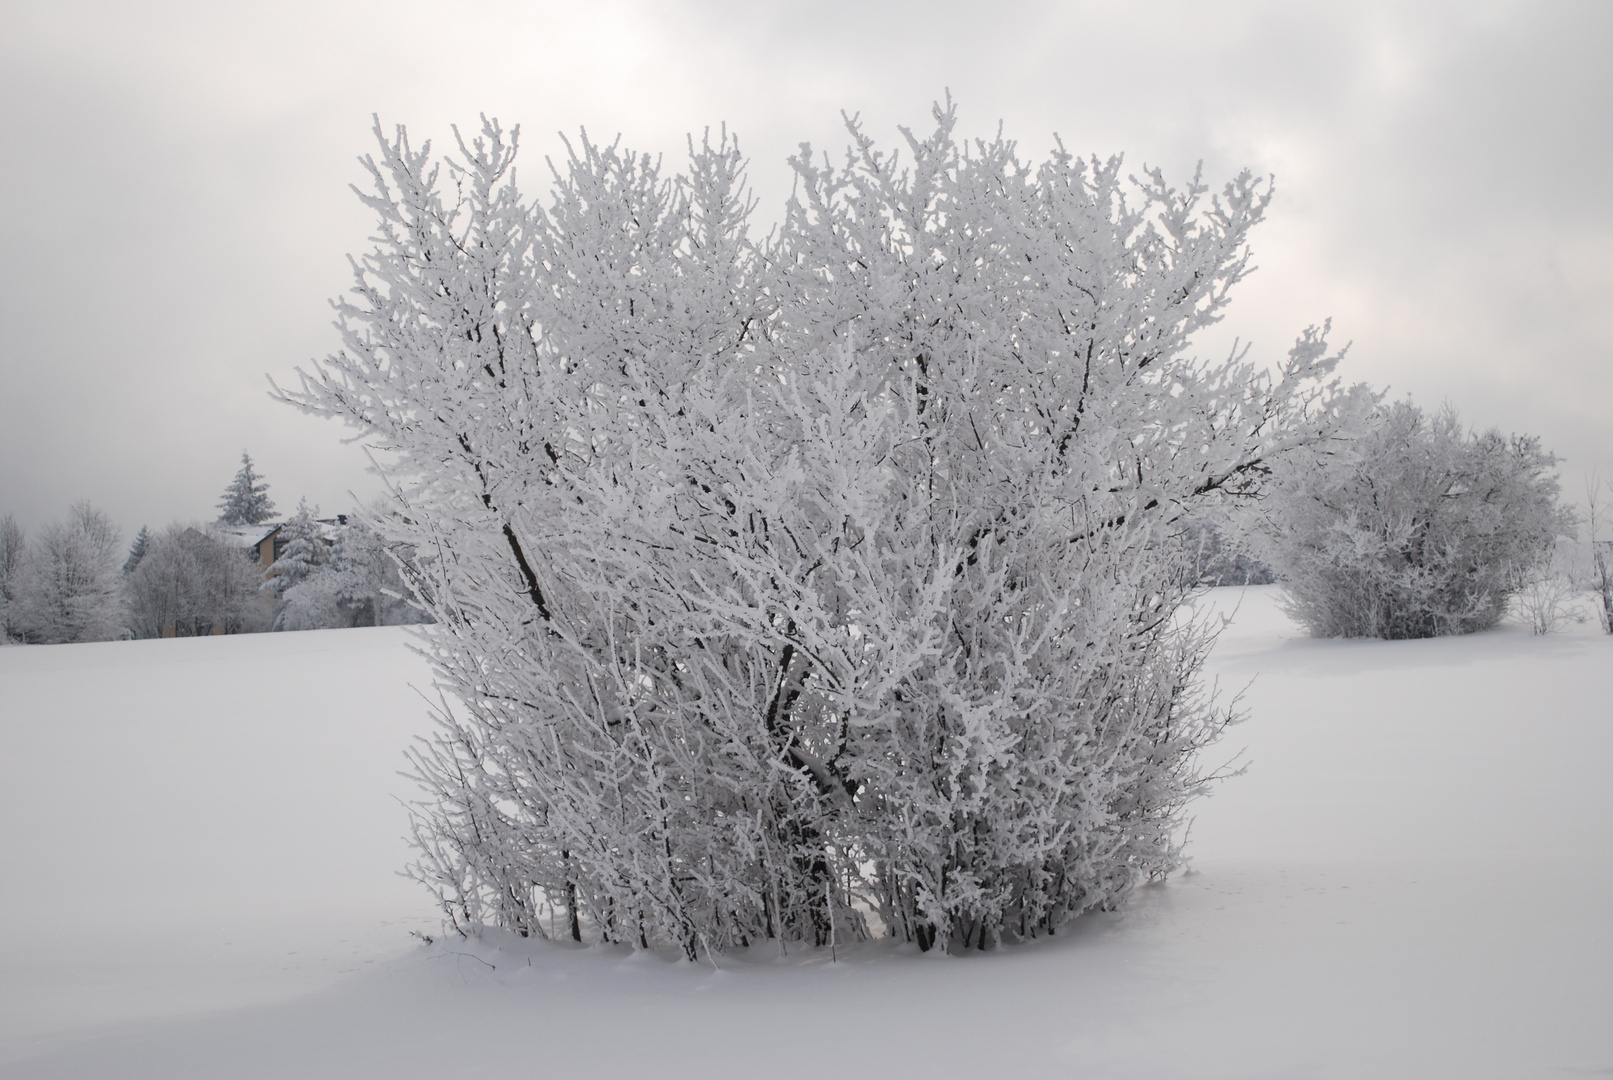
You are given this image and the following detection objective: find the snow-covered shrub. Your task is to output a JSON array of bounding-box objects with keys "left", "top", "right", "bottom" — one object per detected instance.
[
  {"left": 279, "top": 104, "right": 1349, "bottom": 955},
  {"left": 8, "top": 502, "right": 126, "bottom": 643},
  {"left": 1263, "top": 401, "right": 1571, "bottom": 639},
  {"left": 125, "top": 524, "right": 274, "bottom": 637}
]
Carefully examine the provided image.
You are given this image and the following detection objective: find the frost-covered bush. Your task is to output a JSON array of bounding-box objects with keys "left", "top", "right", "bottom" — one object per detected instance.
[
  {"left": 1264, "top": 401, "right": 1570, "bottom": 639},
  {"left": 279, "top": 103, "right": 1349, "bottom": 955}
]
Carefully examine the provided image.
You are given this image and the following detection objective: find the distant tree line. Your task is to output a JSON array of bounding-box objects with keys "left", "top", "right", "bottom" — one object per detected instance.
[
  {"left": 0, "top": 452, "right": 430, "bottom": 644},
  {"left": 1, "top": 427, "right": 1597, "bottom": 650}
]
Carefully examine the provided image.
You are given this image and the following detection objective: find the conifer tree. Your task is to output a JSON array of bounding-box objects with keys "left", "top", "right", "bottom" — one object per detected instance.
[
  {"left": 326, "top": 518, "right": 393, "bottom": 626},
  {"left": 123, "top": 526, "right": 151, "bottom": 575},
  {"left": 216, "top": 452, "right": 277, "bottom": 525},
  {"left": 263, "top": 499, "right": 326, "bottom": 597}
]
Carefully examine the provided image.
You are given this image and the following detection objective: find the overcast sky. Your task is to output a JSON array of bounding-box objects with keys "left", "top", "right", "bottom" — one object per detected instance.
[{"left": 2, "top": 0, "right": 1608, "bottom": 537}]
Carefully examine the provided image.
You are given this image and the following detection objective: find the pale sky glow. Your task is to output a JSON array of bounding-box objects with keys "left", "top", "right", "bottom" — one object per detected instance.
[{"left": 2, "top": 0, "right": 1608, "bottom": 535}]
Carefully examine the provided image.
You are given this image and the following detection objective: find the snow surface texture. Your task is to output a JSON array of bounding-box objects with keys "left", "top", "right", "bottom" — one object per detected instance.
[{"left": 0, "top": 588, "right": 1607, "bottom": 1079}]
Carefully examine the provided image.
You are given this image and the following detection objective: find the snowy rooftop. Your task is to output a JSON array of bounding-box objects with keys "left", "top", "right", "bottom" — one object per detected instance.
[{"left": 209, "top": 522, "right": 282, "bottom": 548}]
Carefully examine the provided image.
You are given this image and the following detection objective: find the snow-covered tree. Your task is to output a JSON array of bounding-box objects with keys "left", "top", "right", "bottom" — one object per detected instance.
[
  {"left": 1179, "top": 520, "right": 1275, "bottom": 586},
  {"left": 324, "top": 516, "right": 402, "bottom": 626},
  {"left": 216, "top": 452, "right": 277, "bottom": 526},
  {"left": 274, "top": 573, "right": 346, "bottom": 631},
  {"left": 9, "top": 502, "right": 125, "bottom": 643},
  {"left": 263, "top": 499, "right": 328, "bottom": 599},
  {"left": 1509, "top": 536, "right": 1583, "bottom": 635},
  {"left": 1261, "top": 401, "right": 1571, "bottom": 638},
  {"left": 269, "top": 504, "right": 425, "bottom": 630},
  {"left": 1585, "top": 472, "right": 1613, "bottom": 634},
  {"left": 123, "top": 527, "right": 197, "bottom": 638},
  {"left": 0, "top": 515, "right": 25, "bottom": 642},
  {"left": 279, "top": 104, "right": 1351, "bottom": 955},
  {"left": 124, "top": 524, "right": 274, "bottom": 638},
  {"left": 195, "top": 525, "right": 276, "bottom": 633},
  {"left": 123, "top": 526, "right": 151, "bottom": 576}
]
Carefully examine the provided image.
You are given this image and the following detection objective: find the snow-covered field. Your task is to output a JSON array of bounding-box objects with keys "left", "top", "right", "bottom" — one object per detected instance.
[{"left": 1, "top": 588, "right": 1608, "bottom": 1078}]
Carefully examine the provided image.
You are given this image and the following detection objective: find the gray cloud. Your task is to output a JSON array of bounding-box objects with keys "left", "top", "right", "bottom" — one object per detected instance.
[{"left": 2, "top": 0, "right": 1606, "bottom": 537}]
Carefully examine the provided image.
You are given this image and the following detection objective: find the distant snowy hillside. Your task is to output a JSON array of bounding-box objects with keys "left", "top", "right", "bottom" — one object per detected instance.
[{"left": 1, "top": 589, "right": 1608, "bottom": 1079}]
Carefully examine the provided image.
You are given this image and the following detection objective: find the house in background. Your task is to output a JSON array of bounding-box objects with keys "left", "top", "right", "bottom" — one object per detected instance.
[
  {"left": 146, "top": 516, "right": 404, "bottom": 639},
  {"left": 211, "top": 522, "right": 285, "bottom": 572},
  {"left": 217, "top": 516, "right": 353, "bottom": 590},
  {"left": 153, "top": 522, "right": 288, "bottom": 638},
  {"left": 212, "top": 517, "right": 354, "bottom": 570}
]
